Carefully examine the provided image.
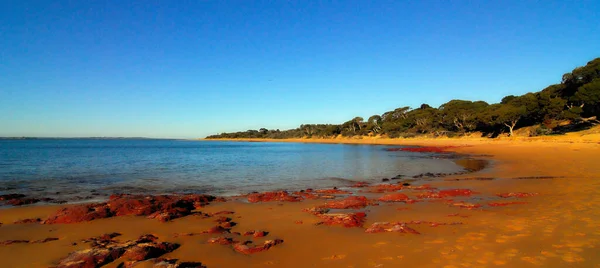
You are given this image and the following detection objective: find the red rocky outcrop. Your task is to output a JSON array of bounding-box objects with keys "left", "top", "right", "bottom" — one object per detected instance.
[
  {"left": 317, "top": 212, "right": 366, "bottom": 228},
  {"left": 314, "top": 188, "right": 351, "bottom": 195},
  {"left": 247, "top": 191, "right": 303, "bottom": 203},
  {"left": 243, "top": 230, "right": 268, "bottom": 238},
  {"left": 44, "top": 194, "right": 217, "bottom": 224},
  {"left": 322, "top": 196, "right": 370, "bottom": 209},
  {"left": 44, "top": 203, "right": 112, "bottom": 224},
  {"left": 365, "top": 222, "right": 420, "bottom": 234},
  {"left": 13, "top": 218, "right": 42, "bottom": 224},
  {"left": 451, "top": 202, "right": 481, "bottom": 209},
  {"left": 54, "top": 234, "right": 179, "bottom": 268},
  {"left": 378, "top": 193, "right": 411, "bottom": 202},
  {"left": 122, "top": 242, "right": 180, "bottom": 261},
  {"left": 417, "top": 189, "right": 475, "bottom": 199},
  {"left": 54, "top": 247, "right": 126, "bottom": 268},
  {"left": 208, "top": 236, "right": 236, "bottom": 245},
  {"left": 152, "top": 259, "right": 207, "bottom": 268},
  {"left": 233, "top": 239, "right": 284, "bottom": 254},
  {"left": 364, "top": 184, "right": 404, "bottom": 193}
]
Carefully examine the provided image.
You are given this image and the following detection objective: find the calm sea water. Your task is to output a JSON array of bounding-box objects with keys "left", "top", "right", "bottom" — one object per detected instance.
[{"left": 0, "top": 139, "right": 465, "bottom": 202}]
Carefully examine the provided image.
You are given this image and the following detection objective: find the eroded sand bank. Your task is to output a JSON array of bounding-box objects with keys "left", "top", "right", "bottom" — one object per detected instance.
[{"left": 1, "top": 137, "right": 599, "bottom": 267}]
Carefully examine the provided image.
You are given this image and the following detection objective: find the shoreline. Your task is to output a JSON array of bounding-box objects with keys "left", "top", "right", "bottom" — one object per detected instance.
[{"left": 1, "top": 138, "right": 599, "bottom": 267}]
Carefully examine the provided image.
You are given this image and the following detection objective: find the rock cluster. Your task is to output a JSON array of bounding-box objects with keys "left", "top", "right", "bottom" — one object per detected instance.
[{"left": 44, "top": 194, "right": 218, "bottom": 224}]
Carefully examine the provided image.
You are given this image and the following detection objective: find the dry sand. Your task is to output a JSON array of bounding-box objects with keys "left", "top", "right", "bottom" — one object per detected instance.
[{"left": 1, "top": 134, "right": 599, "bottom": 267}]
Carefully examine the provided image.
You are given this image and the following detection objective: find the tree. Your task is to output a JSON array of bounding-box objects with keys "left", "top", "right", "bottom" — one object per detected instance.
[
  {"left": 367, "top": 115, "right": 382, "bottom": 134},
  {"left": 439, "top": 100, "right": 489, "bottom": 132},
  {"left": 492, "top": 104, "right": 526, "bottom": 137},
  {"left": 573, "top": 78, "right": 600, "bottom": 116}
]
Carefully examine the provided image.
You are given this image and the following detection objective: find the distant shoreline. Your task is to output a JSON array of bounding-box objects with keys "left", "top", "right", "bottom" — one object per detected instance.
[{"left": 201, "top": 130, "right": 600, "bottom": 146}]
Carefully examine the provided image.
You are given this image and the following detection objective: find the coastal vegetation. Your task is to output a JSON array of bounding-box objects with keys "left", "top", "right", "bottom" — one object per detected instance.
[{"left": 207, "top": 58, "right": 600, "bottom": 139}]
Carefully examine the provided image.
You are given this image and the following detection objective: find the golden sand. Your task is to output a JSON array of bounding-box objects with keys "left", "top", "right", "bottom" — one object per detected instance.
[{"left": 1, "top": 134, "right": 599, "bottom": 267}]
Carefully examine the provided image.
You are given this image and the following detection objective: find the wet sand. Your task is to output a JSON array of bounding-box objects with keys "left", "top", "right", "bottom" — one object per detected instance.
[{"left": 1, "top": 136, "right": 600, "bottom": 267}]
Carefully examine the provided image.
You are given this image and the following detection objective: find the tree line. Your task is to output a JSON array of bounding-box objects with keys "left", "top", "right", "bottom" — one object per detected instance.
[{"left": 207, "top": 58, "right": 600, "bottom": 139}]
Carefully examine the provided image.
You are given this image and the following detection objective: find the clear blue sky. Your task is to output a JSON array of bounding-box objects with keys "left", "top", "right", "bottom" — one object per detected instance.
[{"left": 1, "top": 1, "right": 598, "bottom": 138}]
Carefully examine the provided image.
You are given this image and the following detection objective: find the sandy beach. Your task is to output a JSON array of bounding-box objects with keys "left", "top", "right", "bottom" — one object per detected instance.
[{"left": 1, "top": 134, "right": 600, "bottom": 267}]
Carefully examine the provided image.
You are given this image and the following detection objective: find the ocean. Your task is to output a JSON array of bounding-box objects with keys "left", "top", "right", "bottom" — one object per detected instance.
[{"left": 0, "top": 139, "right": 466, "bottom": 203}]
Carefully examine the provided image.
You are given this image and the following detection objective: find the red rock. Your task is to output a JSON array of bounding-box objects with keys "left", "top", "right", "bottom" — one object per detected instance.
[
  {"left": 488, "top": 201, "right": 528, "bottom": 207},
  {"left": 314, "top": 188, "right": 351, "bottom": 195},
  {"left": 254, "top": 231, "right": 266, "bottom": 238},
  {"left": 451, "top": 202, "right": 481, "bottom": 209},
  {"left": 378, "top": 193, "right": 410, "bottom": 202},
  {"left": 81, "top": 233, "right": 122, "bottom": 247},
  {"left": 45, "top": 194, "right": 217, "bottom": 224},
  {"left": 322, "top": 196, "right": 369, "bottom": 209},
  {"left": 6, "top": 198, "right": 41, "bottom": 206},
  {"left": 0, "top": 240, "right": 29, "bottom": 246},
  {"left": 417, "top": 189, "right": 475, "bottom": 199},
  {"left": 247, "top": 191, "right": 303, "bottom": 203},
  {"left": 294, "top": 220, "right": 303, "bottom": 224},
  {"left": 409, "top": 184, "right": 436, "bottom": 190},
  {"left": 365, "top": 183, "right": 405, "bottom": 193},
  {"left": 13, "top": 218, "right": 42, "bottom": 224},
  {"left": 365, "top": 222, "right": 420, "bottom": 234},
  {"left": 202, "top": 225, "right": 230, "bottom": 234},
  {"left": 122, "top": 242, "right": 180, "bottom": 261},
  {"left": 219, "top": 222, "right": 235, "bottom": 228},
  {"left": 55, "top": 247, "right": 126, "bottom": 268},
  {"left": 438, "top": 189, "right": 475, "bottom": 197},
  {"left": 208, "top": 236, "right": 236, "bottom": 245},
  {"left": 302, "top": 207, "right": 330, "bottom": 215},
  {"left": 136, "top": 234, "right": 159, "bottom": 243},
  {"left": 496, "top": 192, "right": 538, "bottom": 198},
  {"left": 32, "top": 237, "right": 59, "bottom": 243},
  {"left": 212, "top": 211, "right": 235, "bottom": 215},
  {"left": 44, "top": 203, "right": 112, "bottom": 224},
  {"left": 233, "top": 239, "right": 284, "bottom": 254},
  {"left": 153, "top": 259, "right": 207, "bottom": 268},
  {"left": 214, "top": 216, "right": 231, "bottom": 223},
  {"left": 147, "top": 208, "right": 190, "bottom": 222},
  {"left": 317, "top": 212, "right": 366, "bottom": 228}
]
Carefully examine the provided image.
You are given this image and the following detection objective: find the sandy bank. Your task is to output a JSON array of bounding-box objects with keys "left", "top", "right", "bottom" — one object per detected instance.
[{"left": 1, "top": 136, "right": 599, "bottom": 267}]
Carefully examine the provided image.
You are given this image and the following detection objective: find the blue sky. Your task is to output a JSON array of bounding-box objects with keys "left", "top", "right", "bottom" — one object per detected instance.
[{"left": 1, "top": 1, "right": 598, "bottom": 138}]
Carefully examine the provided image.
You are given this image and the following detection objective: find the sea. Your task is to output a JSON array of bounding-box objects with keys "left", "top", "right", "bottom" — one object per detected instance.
[{"left": 0, "top": 139, "right": 468, "bottom": 203}]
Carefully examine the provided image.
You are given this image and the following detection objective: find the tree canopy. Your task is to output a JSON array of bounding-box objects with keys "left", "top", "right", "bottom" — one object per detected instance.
[{"left": 207, "top": 57, "right": 600, "bottom": 139}]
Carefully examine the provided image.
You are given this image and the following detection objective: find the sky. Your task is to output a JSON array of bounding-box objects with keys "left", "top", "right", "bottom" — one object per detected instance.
[{"left": 1, "top": 1, "right": 599, "bottom": 138}]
